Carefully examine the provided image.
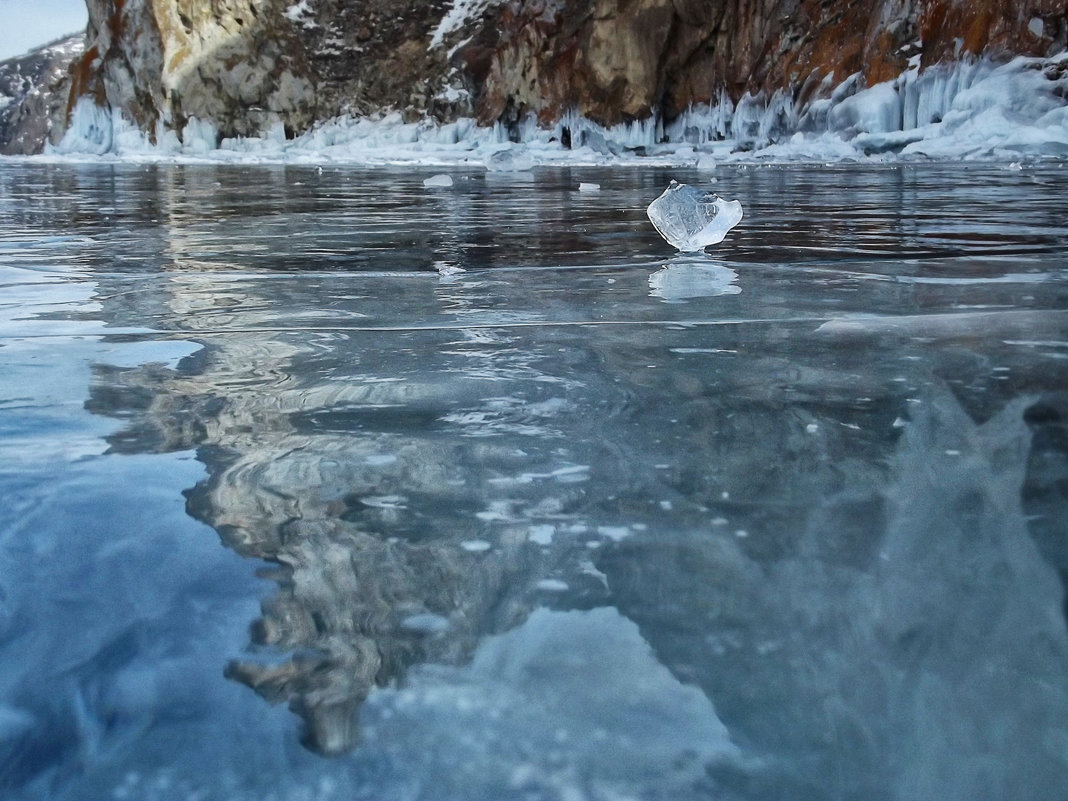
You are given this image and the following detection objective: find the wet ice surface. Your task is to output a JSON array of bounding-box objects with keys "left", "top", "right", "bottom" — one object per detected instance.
[{"left": 1, "top": 162, "right": 1067, "bottom": 800}]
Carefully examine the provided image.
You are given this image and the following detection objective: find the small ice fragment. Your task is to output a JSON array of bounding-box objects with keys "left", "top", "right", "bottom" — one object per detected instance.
[
  {"left": 527, "top": 524, "right": 555, "bottom": 546},
  {"left": 805, "top": 423, "right": 819, "bottom": 433},
  {"left": 647, "top": 180, "right": 743, "bottom": 252},
  {"left": 461, "top": 539, "right": 493, "bottom": 552},
  {"left": 734, "top": 529, "right": 748, "bottom": 538},
  {"left": 597, "top": 526, "right": 631, "bottom": 541},
  {"left": 435, "top": 260, "right": 465, "bottom": 277},
  {"left": 400, "top": 613, "right": 450, "bottom": 635},
  {"left": 696, "top": 155, "right": 717, "bottom": 171},
  {"left": 363, "top": 453, "right": 398, "bottom": 466},
  {"left": 536, "top": 579, "right": 569, "bottom": 592},
  {"left": 578, "top": 182, "right": 600, "bottom": 192},
  {"left": 485, "top": 149, "right": 534, "bottom": 172},
  {"left": 424, "top": 173, "right": 454, "bottom": 188},
  {"left": 361, "top": 495, "right": 407, "bottom": 509}
]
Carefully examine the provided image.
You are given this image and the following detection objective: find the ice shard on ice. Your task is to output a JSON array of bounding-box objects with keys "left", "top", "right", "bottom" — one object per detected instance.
[{"left": 647, "top": 180, "right": 743, "bottom": 252}]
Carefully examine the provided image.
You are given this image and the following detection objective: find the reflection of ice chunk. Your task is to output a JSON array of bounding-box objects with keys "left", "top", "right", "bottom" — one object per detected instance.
[
  {"left": 649, "top": 257, "right": 741, "bottom": 302},
  {"left": 423, "top": 173, "right": 453, "bottom": 188},
  {"left": 647, "top": 180, "right": 743, "bottom": 251}
]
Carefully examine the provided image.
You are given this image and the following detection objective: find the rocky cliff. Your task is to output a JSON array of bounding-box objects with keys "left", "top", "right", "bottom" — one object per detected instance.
[
  {"left": 6, "top": 0, "right": 1068, "bottom": 153},
  {"left": 0, "top": 35, "right": 85, "bottom": 155}
]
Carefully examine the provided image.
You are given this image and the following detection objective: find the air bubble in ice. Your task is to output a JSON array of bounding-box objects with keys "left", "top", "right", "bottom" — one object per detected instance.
[{"left": 647, "top": 180, "right": 743, "bottom": 252}]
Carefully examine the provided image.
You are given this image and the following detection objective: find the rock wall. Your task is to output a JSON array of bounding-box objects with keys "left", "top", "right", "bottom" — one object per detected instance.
[
  {"left": 31, "top": 0, "right": 1068, "bottom": 149},
  {"left": 468, "top": 0, "right": 1068, "bottom": 128},
  {"left": 0, "top": 36, "right": 85, "bottom": 155}
]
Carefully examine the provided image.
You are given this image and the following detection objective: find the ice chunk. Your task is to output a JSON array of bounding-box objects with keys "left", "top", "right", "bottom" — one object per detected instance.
[
  {"left": 646, "top": 181, "right": 743, "bottom": 252},
  {"left": 577, "top": 182, "right": 600, "bottom": 192},
  {"left": 484, "top": 148, "right": 534, "bottom": 172},
  {"left": 527, "top": 524, "right": 556, "bottom": 545},
  {"left": 423, "top": 173, "right": 454, "bottom": 188}
]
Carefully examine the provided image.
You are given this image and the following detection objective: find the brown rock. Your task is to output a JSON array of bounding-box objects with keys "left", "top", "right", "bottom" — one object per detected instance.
[{"left": 52, "top": 0, "right": 1068, "bottom": 147}]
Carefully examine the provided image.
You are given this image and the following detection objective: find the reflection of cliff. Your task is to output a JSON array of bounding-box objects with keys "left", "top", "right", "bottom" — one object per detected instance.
[
  {"left": 86, "top": 244, "right": 622, "bottom": 755},
  {"left": 90, "top": 315, "right": 615, "bottom": 754},
  {"left": 600, "top": 391, "right": 1068, "bottom": 800}
]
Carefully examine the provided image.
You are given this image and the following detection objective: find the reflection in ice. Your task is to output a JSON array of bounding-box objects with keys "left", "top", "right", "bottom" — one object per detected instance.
[
  {"left": 357, "top": 607, "right": 737, "bottom": 799},
  {"left": 648, "top": 256, "right": 741, "bottom": 301}
]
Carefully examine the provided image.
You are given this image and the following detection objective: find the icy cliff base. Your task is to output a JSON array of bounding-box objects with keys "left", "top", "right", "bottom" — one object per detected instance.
[{"left": 48, "top": 55, "right": 1068, "bottom": 164}]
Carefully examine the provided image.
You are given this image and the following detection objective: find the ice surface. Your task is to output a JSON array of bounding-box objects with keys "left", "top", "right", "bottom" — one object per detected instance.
[
  {"left": 3, "top": 162, "right": 1068, "bottom": 800},
  {"left": 647, "top": 180, "right": 743, "bottom": 252}
]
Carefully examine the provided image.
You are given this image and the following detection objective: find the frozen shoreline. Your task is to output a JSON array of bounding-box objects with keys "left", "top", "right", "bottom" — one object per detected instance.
[{"left": 10, "top": 53, "right": 1068, "bottom": 168}]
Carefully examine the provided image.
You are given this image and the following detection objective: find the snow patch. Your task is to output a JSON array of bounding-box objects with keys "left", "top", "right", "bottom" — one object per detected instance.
[
  {"left": 429, "top": 0, "right": 506, "bottom": 50},
  {"left": 284, "top": 0, "right": 314, "bottom": 23}
]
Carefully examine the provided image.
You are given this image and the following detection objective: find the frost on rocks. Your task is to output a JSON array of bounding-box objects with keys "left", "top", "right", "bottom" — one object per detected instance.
[
  {"left": 647, "top": 181, "right": 743, "bottom": 252},
  {"left": 429, "top": 0, "right": 507, "bottom": 50}
]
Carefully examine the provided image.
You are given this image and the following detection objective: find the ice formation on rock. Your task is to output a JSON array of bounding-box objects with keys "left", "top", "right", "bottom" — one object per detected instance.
[{"left": 647, "top": 181, "right": 743, "bottom": 252}]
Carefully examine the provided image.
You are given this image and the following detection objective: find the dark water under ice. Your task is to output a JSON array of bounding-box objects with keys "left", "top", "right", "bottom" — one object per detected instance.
[{"left": 1, "top": 161, "right": 1067, "bottom": 801}]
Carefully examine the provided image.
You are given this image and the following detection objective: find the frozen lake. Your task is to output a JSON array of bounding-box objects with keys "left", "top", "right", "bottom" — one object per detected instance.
[{"left": 1, "top": 161, "right": 1067, "bottom": 800}]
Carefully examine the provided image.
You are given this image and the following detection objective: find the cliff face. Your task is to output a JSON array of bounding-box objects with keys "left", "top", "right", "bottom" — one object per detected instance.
[
  {"left": 37, "top": 0, "right": 1068, "bottom": 148},
  {"left": 0, "top": 36, "right": 85, "bottom": 155},
  {"left": 469, "top": 0, "right": 1068, "bottom": 127}
]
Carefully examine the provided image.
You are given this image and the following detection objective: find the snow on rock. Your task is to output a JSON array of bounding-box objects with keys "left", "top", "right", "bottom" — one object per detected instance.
[
  {"left": 0, "top": 34, "right": 85, "bottom": 155},
  {"left": 429, "top": 0, "right": 507, "bottom": 50}
]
